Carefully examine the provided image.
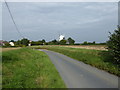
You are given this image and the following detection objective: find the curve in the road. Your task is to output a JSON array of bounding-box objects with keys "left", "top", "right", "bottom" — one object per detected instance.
[{"left": 38, "top": 49, "right": 118, "bottom": 88}]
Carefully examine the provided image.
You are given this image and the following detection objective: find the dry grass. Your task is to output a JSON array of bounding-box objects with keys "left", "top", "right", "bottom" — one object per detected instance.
[
  {"left": 39, "top": 45, "right": 107, "bottom": 51},
  {"left": 1, "top": 47, "right": 21, "bottom": 52},
  {"left": 62, "top": 45, "right": 107, "bottom": 51}
]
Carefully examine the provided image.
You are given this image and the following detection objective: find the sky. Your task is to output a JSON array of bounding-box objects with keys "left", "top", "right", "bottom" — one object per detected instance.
[
  {"left": 0, "top": 2, "right": 2, "bottom": 40},
  {"left": 2, "top": 2, "right": 118, "bottom": 43},
  {"left": 118, "top": 1, "right": 120, "bottom": 25}
]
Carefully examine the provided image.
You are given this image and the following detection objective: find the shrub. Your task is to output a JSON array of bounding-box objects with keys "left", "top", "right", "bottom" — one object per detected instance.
[
  {"left": 67, "top": 37, "right": 75, "bottom": 45},
  {"left": 59, "top": 40, "right": 67, "bottom": 45},
  {"left": 107, "top": 25, "right": 120, "bottom": 64}
]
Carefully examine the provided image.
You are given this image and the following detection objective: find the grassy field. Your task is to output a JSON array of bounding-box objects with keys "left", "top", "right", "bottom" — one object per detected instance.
[
  {"left": 33, "top": 45, "right": 119, "bottom": 76},
  {"left": 2, "top": 48, "right": 66, "bottom": 88}
]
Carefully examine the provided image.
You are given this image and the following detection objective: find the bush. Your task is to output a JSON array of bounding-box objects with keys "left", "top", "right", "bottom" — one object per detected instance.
[
  {"left": 107, "top": 25, "right": 120, "bottom": 64},
  {"left": 67, "top": 37, "right": 75, "bottom": 45},
  {"left": 21, "top": 38, "right": 29, "bottom": 46},
  {"left": 59, "top": 40, "right": 67, "bottom": 45}
]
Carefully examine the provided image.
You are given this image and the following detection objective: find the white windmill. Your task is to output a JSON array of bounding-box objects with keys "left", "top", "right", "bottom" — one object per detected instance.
[{"left": 58, "top": 34, "right": 65, "bottom": 41}]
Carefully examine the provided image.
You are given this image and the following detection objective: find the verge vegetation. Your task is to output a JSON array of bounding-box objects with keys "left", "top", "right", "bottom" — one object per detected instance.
[
  {"left": 2, "top": 48, "right": 66, "bottom": 88},
  {"left": 33, "top": 46, "right": 119, "bottom": 76}
]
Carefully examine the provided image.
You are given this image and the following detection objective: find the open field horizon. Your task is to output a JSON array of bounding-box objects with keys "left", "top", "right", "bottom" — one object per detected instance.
[
  {"left": 1, "top": 1, "right": 119, "bottom": 88},
  {"left": 41, "top": 45, "right": 107, "bottom": 51},
  {"left": 1, "top": 44, "right": 119, "bottom": 88},
  {"left": 1, "top": 44, "right": 107, "bottom": 51}
]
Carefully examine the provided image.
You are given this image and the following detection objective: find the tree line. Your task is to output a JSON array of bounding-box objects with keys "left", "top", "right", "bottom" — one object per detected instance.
[
  {"left": 2, "top": 37, "right": 107, "bottom": 47},
  {"left": 1, "top": 25, "right": 120, "bottom": 64},
  {"left": 3, "top": 37, "right": 75, "bottom": 46}
]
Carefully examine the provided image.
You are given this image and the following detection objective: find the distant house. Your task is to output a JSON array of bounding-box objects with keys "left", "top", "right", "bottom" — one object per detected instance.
[
  {"left": 9, "top": 42, "right": 15, "bottom": 46},
  {"left": 0, "top": 40, "right": 5, "bottom": 46},
  {"left": 28, "top": 43, "right": 31, "bottom": 46},
  {"left": 28, "top": 40, "right": 32, "bottom": 46}
]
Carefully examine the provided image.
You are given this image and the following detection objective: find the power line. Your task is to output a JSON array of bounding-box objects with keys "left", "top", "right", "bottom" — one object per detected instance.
[{"left": 4, "top": 0, "right": 24, "bottom": 38}]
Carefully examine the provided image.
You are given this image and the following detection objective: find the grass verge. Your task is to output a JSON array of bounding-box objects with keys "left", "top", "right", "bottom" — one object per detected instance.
[
  {"left": 33, "top": 46, "right": 119, "bottom": 76},
  {"left": 2, "top": 48, "right": 66, "bottom": 88}
]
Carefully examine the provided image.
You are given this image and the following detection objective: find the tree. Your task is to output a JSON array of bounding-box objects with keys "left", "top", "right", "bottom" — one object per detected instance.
[
  {"left": 93, "top": 41, "right": 96, "bottom": 45},
  {"left": 16, "top": 40, "right": 21, "bottom": 45},
  {"left": 42, "top": 39, "right": 46, "bottom": 44},
  {"left": 107, "top": 25, "right": 120, "bottom": 64},
  {"left": 31, "top": 41, "right": 43, "bottom": 45},
  {"left": 38, "top": 40, "right": 43, "bottom": 45},
  {"left": 10, "top": 40, "right": 15, "bottom": 42},
  {"left": 82, "top": 41, "right": 88, "bottom": 45},
  {"left": 48, "top": 39, "right": 59, "bottom": 45},
  {"left": 4, "top": 42, "right": 10, "bottom": 47},
  {"left": 59, "top": 40, "right": 67, "bottom": 45},
  {"left": 21, "top": 38, "right": 29, "bottom": 46},
  {"left": 52, "top": 39, "right": 59, "bottom": 45},
  {"left": 67, "top": 37, "right": 75, "bottom": 45}
]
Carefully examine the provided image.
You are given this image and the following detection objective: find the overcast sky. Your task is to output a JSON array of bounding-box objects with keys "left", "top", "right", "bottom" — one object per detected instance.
[{"left": 2, "top": 2, "right": 118, "bottom": 43}]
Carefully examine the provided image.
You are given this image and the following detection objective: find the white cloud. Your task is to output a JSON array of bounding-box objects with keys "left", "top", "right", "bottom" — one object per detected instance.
[
  {"left": 1, "top": 0, "right": 119, "bottom": 2},
  {"left": 0, "top": 2, "right": 2, "bottom": 40},
  {"left": 2, "top": 2, "right": 118, "bottom": 42},
  {"left": 84, "top": 3, "right": 117, "bottom": 13}
]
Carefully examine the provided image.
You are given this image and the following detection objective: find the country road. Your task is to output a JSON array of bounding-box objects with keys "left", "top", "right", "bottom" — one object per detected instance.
[{"left": 39, "top": 49, "right": 118, "bottom": 88}]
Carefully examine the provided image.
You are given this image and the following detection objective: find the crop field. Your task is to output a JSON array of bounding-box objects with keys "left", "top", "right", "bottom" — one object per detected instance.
[
  {"left": 59, "top": 45, "right": 107, "bottom": 50},
  {"left": 32, "top": 45, "right": 107, "bottom": 50},
  {"left": 2, "top": 48, "right": 66, "bottom": 88},
  {"left": 33, "top": 45, "right": 119, "bottom": 76}
]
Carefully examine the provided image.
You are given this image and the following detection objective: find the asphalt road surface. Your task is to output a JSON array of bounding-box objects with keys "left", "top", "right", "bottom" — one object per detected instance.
[{"left": 39, "top": 49, "right": 118, "bottom": 88}]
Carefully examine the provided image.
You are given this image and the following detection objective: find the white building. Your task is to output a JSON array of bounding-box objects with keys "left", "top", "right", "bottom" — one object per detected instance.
[
  {"left": 9, "top": 42, "right": 15, "bottom": 46},
  {"left": 59, "top": 35, "right": 65, "bottom": 41},
  {"left": 28, "top": 40, "right": 32, "bottom": 46}
]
